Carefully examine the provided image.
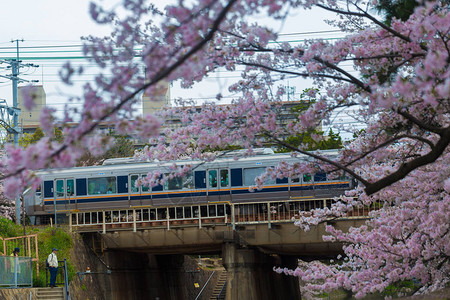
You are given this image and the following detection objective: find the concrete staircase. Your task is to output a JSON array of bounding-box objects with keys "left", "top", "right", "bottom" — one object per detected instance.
[
  {"left": 36, "top": 287, "right": 64, "bottom": 300},
  {"left": 209, "top": 271, "right": 227, "bottom": 300}
]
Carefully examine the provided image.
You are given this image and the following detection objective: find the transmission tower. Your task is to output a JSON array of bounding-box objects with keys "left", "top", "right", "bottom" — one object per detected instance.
[{"left": 0, "top": 39, "right": 39, "bottom": 223}]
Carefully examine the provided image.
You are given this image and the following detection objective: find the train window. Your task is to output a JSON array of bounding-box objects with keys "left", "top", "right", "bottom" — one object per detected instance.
[
  {"left": 183, "top": 172, "right": 194, "bottom": 189},
  {"left": 303, "top": 174, "right": 312, "bottom": 182},
  {"left": 55, "top": 180, "right": 64, "bottom": 198},
  {"left": 67, "top": 179, "right": 74, "bottom": 196},
  {"left": 164, "top": 175, "right": 182, "bottom": 190},
  {"left": 335, "top": 172, "right": 350, "bottom": 181},
  {"left": 88, "top": 177, "right": 117, "bottom": 195},
  {"left": 35, "top": 184, "right": 42, "bottom": 197},
  {"left": 130, "top": 175, "right": 139, "bottom": 192},
  {"left": 243, "top": 167, "right": 276, "bottom": 186},
  {"left": 220, "top": 169, "right": 229, "bottom": 187},
  {"left": 208, "top": 170, "right": 218, "bottom": 188},
  {"left": 314, "top": 173, "right": 327, "bottom": 182},
  {"left": 141, "top": 175, "right": 149, "bottom": 192}
]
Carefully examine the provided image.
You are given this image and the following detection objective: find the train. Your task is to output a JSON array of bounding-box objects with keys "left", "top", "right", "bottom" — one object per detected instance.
[{"left": 23, "top": 149, "right": 354, "bottom": 225}]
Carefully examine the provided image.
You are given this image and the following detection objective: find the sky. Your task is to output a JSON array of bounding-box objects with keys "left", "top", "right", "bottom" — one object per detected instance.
[{"left": 0, "top": 0, "right": 356, "bottom": 133}]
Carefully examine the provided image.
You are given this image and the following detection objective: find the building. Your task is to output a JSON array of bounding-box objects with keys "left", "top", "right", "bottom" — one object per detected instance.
[
  {"left": 142, "top": 81, "right": 171, "bottom": 115},
  {"left": 18, "top": 85, "right": 46, "bottom": 134}
]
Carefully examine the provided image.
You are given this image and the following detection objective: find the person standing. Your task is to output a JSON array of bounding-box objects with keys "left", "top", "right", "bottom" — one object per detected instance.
[
  {"left": 47, "top": 248, "right": 58, "bottom": 287},
  {"left": 9, "top": 248, "right": 20, "bottom": 286}
]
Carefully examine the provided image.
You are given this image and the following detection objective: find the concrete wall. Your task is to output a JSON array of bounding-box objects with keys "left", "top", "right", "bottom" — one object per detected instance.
[{"left": 0, "top": 288, "right": 36, "bottom": 299}]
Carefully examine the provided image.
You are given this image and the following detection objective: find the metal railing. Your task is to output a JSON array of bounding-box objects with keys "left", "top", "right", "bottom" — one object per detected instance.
[
  {"left": 217, "top": 280, "right": 227, "bottom": 300},
  {"left": 69, "top": 198, "right": 378, "bottom": 232},
  {"left": 44, "top": 258, "right": 70, "bottom": 299},
  {"left": 70, "top": 203, "right": 229, "bottom": 233},
  {"left": 0, "top": 256, "right": 33, "bottom": 288},
  {"left": 46, "top": 260, "right": 68, "bottom": 288},
  {"left": 0, "top": 234, "right": 40, "bottom": 278},
  {"left": 195, "top": 270, "right": 215, "bottom": 300},
  {"left": 64, "top": 258, "right": 70, "bottom": 300}
]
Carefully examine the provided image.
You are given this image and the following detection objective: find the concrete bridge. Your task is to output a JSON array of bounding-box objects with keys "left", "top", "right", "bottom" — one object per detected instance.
[{"left": 69, "top": 198, "right": 370, "bottom": 300}]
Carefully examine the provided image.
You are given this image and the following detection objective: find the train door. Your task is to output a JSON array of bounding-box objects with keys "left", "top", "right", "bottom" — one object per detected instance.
[
  {"left": 207, "top": 169, "right": 231, "bottom": 202},
  {"left": 130, "top": 174, "right": 141, "bottom": 206},
  {"left": 129, "top": 174, "right": 151, "bottom": 206},
  {"left": 54, "top": 178, "right": 75, "bottom": 212},
  {"left": 303, "top": 173, "right": 313, "bottom": 197}
]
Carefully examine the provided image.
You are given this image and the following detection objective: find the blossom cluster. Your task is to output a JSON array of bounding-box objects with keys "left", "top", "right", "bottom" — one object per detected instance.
[{"left": 0, "top": 0, "right": 448, "bottom": 297}]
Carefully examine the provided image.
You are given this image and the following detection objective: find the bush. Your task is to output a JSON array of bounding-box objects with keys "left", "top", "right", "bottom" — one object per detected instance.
[
  {"left": 0, "top": 217, "right": 22, "bottom": 238},
  {"left": 37, "top": 226, "right": 75, "bottom": 282}
]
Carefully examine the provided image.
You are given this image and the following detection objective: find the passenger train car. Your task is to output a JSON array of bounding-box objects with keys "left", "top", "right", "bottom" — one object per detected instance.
[{"left": 24, "top": 149, "right": 353, "bottom": 224}]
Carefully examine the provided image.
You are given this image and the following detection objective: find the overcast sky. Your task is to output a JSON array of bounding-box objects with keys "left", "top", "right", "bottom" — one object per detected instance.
[{"left": 0, "top": 0, "right": 350, "bottom": 124}]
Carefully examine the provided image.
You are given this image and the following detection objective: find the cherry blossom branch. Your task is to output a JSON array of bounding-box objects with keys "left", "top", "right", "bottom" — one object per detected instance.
[
  {"left": 266, "top": 133, "right": 369, "bottom": 185},
  {"left": 364, "top": 127, "right": 450, "bottom": 195},
  {"left": 239, "top": 61, "right": 360, "bottom": 85},
  {"left": 0, "top": 0, "right": 238, "bottom": 181},
  {"left": 316, "top": 3, "right": 426, "bottom": 51},
  {"left": 337, "top": 134, "right": 436, "bottom": 170},
  {"left": 397, "top": 109, "right": 446, "bottom": 135}
]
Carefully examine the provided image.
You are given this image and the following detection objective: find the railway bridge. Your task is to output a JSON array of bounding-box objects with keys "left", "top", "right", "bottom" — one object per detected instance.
[{"left": 69, "top": 198, "right": 370, "bottom": 300}]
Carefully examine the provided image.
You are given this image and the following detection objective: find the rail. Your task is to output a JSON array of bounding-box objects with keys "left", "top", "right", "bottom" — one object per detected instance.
[
  {"left": 217, "top": 279, "right": 227, "bottom": 300},
  {"left": 0, "top": 234, "right": 39, "bottom": 279},
  {"left": 46, "top": 259, "right": 69, "bottom": 292},
  {"left": 64, "top": 258, "right": 70, "bottom": 300},
  {"left": 69, "top": 198, "right": 378, "bottom": 232},
  {"left": 195, "top": 270, "right": 215, "bottom": 300}
]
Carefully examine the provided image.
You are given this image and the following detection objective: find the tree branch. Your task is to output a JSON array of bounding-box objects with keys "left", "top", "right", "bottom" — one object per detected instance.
[
  {"left": 397, "top": 109, "right": 445, "bottom": 134},
  {"left": 316, "top": 4, "right": 427, "bottom": 52},
  {"left": 239, "top": 61, "right": 361, "bottom": 85},
  {"left": 267, "top": 133, "right": 370, "bottom": 186},
  {"left": 336, "top": 134, "right": 435, "bottom": 171},
  {"left": 364, "top": 127, "right": 450, "bottom": 195}
]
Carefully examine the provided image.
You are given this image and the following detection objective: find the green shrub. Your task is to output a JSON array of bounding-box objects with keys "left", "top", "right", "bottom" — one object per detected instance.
[
  {"left": 0, "top": 217, "right": 22, "bottom": 237},
  {"left": 1, "top": 220, "right": 75, "bottom": 286},
  {"left": 37, "top": 226, "right": 74, "bottom": 281}
]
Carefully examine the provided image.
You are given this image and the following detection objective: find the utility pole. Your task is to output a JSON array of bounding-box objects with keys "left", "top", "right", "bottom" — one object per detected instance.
[
  {"left": 12, "top": 39, "right": 23, "bottom": 225},
  {"left": 284, "top": 83, "right": 296, "bottom": 101},
  {"left": 11, "top": 39, "right": 22, "bottom": 146},
  {"left": 0, "top": 39, "right": 39, "bottom": 224}
]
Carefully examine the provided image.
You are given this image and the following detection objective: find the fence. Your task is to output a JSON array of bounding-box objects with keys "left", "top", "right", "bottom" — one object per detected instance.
[
  {"left": 0, "top": 256, "right": 33, "bottom": 288},
  {"left": 0, "top": 234, "right": 39, "bottom": 278},
  {"left": 69, "top": 198, "right": 379, "bottom": 232}
]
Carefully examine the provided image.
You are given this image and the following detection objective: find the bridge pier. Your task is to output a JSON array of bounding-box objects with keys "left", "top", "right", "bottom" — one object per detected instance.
[
  {"left": 100, "top": 250, "right": 187, "bottom": 300},
  {"left": 222, "top": 243, "right": 300, "bottom": 300}
]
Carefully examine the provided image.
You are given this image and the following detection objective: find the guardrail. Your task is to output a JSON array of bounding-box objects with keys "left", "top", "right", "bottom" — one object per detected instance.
[
  {"left": 0, "top": 234, "right": 39, "bottom": 279},
  {"left": 69, "top": 198, "right": 377, "bottom": 232},
  {"left": 0, "top": 256, "right": 33, "bottom": 288}
]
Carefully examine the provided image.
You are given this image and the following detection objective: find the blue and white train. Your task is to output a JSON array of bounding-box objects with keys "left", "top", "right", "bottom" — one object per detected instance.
[{"left": 24, "top": 149, "right": 353, "bottom": 224}]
